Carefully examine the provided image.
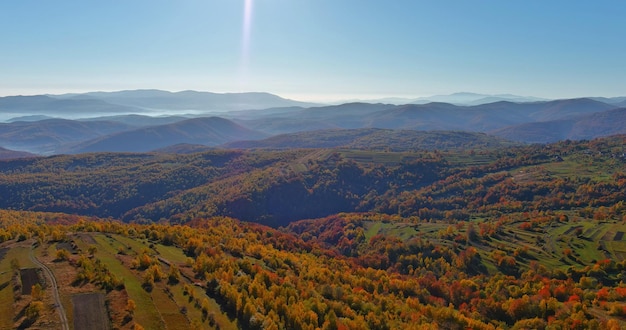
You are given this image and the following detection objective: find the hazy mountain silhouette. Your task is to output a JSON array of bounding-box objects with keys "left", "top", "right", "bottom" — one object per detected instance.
[
  {"left": 0, "top": 119, "right": 134, "bottom": 154},
  {"left": 0, "top": 146, "right": 37, "bottom": 159},
  {"left": 60, "top": 89, "right": 319, "bottom": 112},
  {"left": 1, "top": 91, "right": 625, "bottom": 154},
  {"left": 66, "top": 117, "right": 268, "bottom": 153},
  {"left": 79, "top": 114, "right": 189, "bottom": 127},
  {"left": 354, "top": 98, "right": 614, "bottom": 132},
  {"left": 229, "top": 103, "right": 395, "bottom": 134},
  {"left": 411, "top": 92, "right": 547, "bottom": 105},
  {"left": 589, "top": 96, "right": 626, "bottom": 105},
  {"left": 7, "top": 115, "right": 56, "bottom": 122},
  {"left": 491, "top": 108, "right": 626, "bottom": 143},
  {"left": 0, "top": 95, "right": 144, "bottom": 118}
]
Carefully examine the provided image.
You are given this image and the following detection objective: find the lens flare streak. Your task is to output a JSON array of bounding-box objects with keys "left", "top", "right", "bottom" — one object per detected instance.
[{"left": 240, "top": 0, "right": 254, "bottom": 89}]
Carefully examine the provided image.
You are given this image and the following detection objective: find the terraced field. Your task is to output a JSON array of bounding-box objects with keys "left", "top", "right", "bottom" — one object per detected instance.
[{"left": 70, "top": 232, "right": 238, "bottom": 330}]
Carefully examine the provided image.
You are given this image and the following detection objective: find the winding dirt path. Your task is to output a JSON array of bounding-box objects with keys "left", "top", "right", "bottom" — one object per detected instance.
[{"left": 30, "top": 245, "right": 70, "bottom": 330}]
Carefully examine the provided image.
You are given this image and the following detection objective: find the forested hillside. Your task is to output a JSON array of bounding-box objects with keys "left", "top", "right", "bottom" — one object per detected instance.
[
  {"left": 1, "top": 135, "right": 626, "bottom": 329},
  {"left": 1, "top": 136, "right": 624, "bottom": 226}
]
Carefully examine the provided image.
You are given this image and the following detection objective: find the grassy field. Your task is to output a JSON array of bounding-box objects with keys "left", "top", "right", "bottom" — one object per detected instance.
[
  {"left": 357, "top": 213, "right": 626, "bottom": 277},
  {"left": 363, "top": 221, "right": 425, "bottom": 241},
  {"left": 0, "top": 241, "right": 40, "bottom": 328},
  {"left": 0, "top": 247, "right": 16, "bottom": 329},
  {"left": 86, "top": 234, "right": 166, "bottom": 330},
  {"left": 513, "top": 152, "right": 622, "bottom": 183},
  {"left": 444, "top": 151, "right": 497, "bottom": 167},
  {"left": 154, "top": 244, "right": 190, "bottom": 263},
  {"left": 73, "top": 233, "right": 238, "bottom": 329},
  {"left": 151, "top": 282, "right": 190, "bottom": 330}
]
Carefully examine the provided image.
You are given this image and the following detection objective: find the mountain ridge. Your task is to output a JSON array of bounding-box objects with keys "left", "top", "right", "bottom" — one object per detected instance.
[
  {"left": 65, "top": 116, "right": 268, "bottom": 153},
  {"left": 491, "top": 107, "right": 626, "bottom": 143},
  {"left": 55, "top": 89, "right": 320, "bottom": 112},
  {"left": 0, "top": 146, "right": 37, "bottom": 159},
  {"left": 222, "top": 128, "right": 518, "bottom": 151},
  {"left": 1, "top": 91, "right": 625, "bottom": 154}
]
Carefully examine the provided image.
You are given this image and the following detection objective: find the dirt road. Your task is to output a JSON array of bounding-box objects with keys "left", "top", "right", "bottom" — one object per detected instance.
[{"left": 30, "top": 245, "right": 70, "bottom": 330}]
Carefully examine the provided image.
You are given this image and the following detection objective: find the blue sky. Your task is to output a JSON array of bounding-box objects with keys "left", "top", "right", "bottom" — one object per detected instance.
[{"left": 1, "top": 1, "right": 625, "bottom": 101}]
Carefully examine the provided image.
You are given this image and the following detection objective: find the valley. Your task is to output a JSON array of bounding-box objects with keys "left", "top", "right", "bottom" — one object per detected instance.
[
  {"left": 5, "top": 0, "right": 626, "bottom": 328},
  {"left": 0, "top": 135, "right": 625, "bottom": 329}
]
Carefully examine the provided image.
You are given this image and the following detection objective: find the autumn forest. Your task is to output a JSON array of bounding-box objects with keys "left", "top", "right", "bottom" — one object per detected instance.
[{"left": 1, "top": 134, "right": 626, "bottom": 329}]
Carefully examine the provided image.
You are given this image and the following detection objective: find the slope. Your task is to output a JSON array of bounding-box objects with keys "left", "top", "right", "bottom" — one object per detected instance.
[
  {"left": 492, "top": 108, "right": 626, "bottom": 143},
  {"left": 65, "top": 117, "right": 268, "bottom": 153},
  {"left": 362, "top": 98, "right": 615, "bottom": 132},
  {"left": 0, "top": 147, "right": 37, "bottom": 159},
  {"left": 223, "top": 128, "right": 518, "bottom": 151},
  {"left": 0, "top": 119, "right": 134, "bottom": 154},
  {"left": 232, "top": 103, "right": 395, "bottom": 134}
]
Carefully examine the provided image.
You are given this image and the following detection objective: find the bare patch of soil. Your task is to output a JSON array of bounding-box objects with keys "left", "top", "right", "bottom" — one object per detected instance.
[
  {"left": 19, "top": 268, "right": 42, "bottom": 295},
  {"left": 0, "top": 247, "right": 8, "bottom": 261},
  {"left": 72, "top": 292, "right": 109, "bottom": 330},
  {"left": 77, "top": 233, "right": 97, "bottom": 245}
]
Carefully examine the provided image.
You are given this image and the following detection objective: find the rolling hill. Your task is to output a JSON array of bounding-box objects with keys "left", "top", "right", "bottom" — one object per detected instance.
[
  {"left": 0, "top": 146, "right": 37, "bottom": 159},
  {"left": 223, "top": 128, "right": 518, "bottom": 151},
  {"left": 151, "top": 143, "right": 216, "bottom": 154},
  {"left": 1, "top": 136, "right": 626, "bottom": 328},
  {"left": 65, "top": 117, "right": 268, "bottom": 153},
  {"left": 78, "top": 114, "right": 189, "bottom": 127},
  {"left": 230, "top": 103, "right": 396, "bottom": 134},
  {"left": 492, "top": 107, "right": 626, "bottom": 143},
  {"left": 229, "top": 98, "right": 617, "bottom": 136},
  {"left": 1, "top": 92, "right": 625, "bottom": 155},
  {"left": 2, "top": 136, "right": 623, "bottom": 227},
  {"left": 360, "top": 98, "right": 615, "bottom": 132},
  {"left": 0, "top": 119, "right": 134, "bottom": 154}
]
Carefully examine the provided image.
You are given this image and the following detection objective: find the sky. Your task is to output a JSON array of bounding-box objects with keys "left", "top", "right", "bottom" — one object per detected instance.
[{"left": 1, "top": 1, "right": 625, "bottom": 102}]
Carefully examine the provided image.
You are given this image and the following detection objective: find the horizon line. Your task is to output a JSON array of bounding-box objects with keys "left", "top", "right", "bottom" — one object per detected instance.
[{"left": 0, "top": 88, "right": 624, "bottom": 104}]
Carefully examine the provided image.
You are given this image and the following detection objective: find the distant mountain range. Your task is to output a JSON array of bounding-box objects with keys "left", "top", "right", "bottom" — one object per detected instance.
[
  {"left": 230, "top": 98, "right": 615, "bottom": 134},
  {"left": 1, "top": 90, "right": 625, "bottom": 154},
  {"left": 337, "top": 92, "right": 549, "bottom": 105},
  {"left": 54, "top": 89, "right": 318, "bottom": 112},
  {"left": 410, "top": 92, "right": 548, "bottom": 105},
  {"left": 0, "top": 90, "right": 317, "bottom": 122},
  {"left": 0, "top": 95, "right": 143, "bottom": 120}
]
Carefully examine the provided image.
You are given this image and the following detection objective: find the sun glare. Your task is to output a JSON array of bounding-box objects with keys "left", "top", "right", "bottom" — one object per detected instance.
[{"left": 240, "top": 0, "right": 254, "bottom": 89}]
